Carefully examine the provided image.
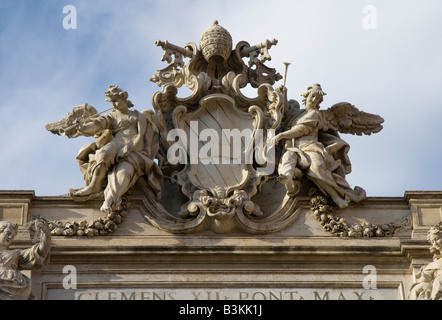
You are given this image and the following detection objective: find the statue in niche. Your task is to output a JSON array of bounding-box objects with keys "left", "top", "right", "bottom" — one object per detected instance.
[
  {"left": 408, "top": 224, "right": 442, "bottom": 300},
  {"left": 0, "top": 219, "right": 51, "bottom": 300},
  {"left": 46, "top": 85, "right": 163, "bottom": 213},
  {"left": 267, "top": 83, "right": 384, "bottom": 208}
]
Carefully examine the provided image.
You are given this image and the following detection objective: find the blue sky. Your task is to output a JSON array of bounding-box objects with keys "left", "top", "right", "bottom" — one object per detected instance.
[{"left": 0, "top": 0, "right": 441, "bottom": 197}]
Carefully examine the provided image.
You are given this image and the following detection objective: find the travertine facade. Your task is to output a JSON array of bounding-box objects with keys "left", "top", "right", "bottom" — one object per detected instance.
[
  {"left": 1, "top": 190, "right": 441, "bottom": 300},
  {"left": 1, "top": 22, "right": 441, "bottom": 300}
]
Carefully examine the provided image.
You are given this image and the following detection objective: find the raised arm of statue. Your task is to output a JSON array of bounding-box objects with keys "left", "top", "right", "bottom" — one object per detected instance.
[
  {"left": 16, "top": 218, "right": 51, "bottom": 271},
  {"left": 76, "top": 118, "right": 104, "bottom": 136},
  {"left": 34, "top": 218, "right": 51, "bottom": 260},
  {"left": 268, "top": 116, "right": 313, "bottom": 146},
  {"left": 0, "top": 218, "right": 51, "bottom": 300}
]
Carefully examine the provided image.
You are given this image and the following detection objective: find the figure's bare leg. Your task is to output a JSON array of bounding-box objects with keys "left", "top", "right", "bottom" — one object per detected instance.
[
  {"left": 292, "top": 167, "right": 303, "bottom": 179},
  {"left": 327, "top": 190, "right": 349, "bottom": 209},
  {"left": 278, "top": 167, "right": 303, "bottom": 196},
  {"left": 74, "top": 163, "right": 107, "bottom": 196},
  {"left": 101, "top": 161, "right": 135, "bottom": 212},
  {"left": 286, "top": 180, "right": 301, "bottom": 197},
  {"left": 306, "top": 153, "right": 349, "bottom": 209},
  {"left": 277, "top": 172, "right": 293, "bottom": 185}
]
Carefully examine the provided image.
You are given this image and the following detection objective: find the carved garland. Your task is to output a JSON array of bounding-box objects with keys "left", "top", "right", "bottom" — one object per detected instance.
[
  {"left": 48, "top": 199, "right": 128, "bottom": 237},
  {"left": 309, "top": 195, "right": 411, "bottom": 238}
]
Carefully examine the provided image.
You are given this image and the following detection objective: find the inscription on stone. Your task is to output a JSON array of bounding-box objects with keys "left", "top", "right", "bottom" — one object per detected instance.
[{"left": 55, "top": 288, "right": 400, "bottom": 300}]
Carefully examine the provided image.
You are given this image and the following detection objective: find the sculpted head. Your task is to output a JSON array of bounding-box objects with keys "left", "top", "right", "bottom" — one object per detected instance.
[
  {"left": 427, "top": 224, "right": 442, "bottom": 256},
  {"left": 302, "top": 83, "right": 326, "bottom": 110},
  {"left": 0, "top": 221, "right": 18, "bottom": 249},
  {"left": 105, "top": 85, "right": 134, "bottom": 111}
]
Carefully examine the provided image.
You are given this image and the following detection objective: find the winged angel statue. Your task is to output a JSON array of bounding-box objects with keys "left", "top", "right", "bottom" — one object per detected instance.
[
  {"left": 45, "top": 85, "right": 163, "bottom": 213},
  {"left": 267, "top": 83, "right": 384, "bottom": 209},
  {"left": 44, "top": 21, "right": 386, "bottom": 235}
]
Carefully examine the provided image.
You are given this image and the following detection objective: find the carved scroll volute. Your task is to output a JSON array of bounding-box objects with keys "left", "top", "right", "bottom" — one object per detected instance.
[
  {"left": 142, "top": 22, "right": 305, "bottom": 234},
  {"left": 151, "top": 42, "right": 189, "bottom": 89}
]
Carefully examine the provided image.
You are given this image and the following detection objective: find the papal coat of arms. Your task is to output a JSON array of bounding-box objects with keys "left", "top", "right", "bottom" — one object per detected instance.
[{"left": 45, "top": 21, "right": 399, "bottom": 236}]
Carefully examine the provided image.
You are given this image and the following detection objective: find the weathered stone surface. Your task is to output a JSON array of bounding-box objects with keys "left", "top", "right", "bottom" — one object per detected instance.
[
  {"left": 0, "top": 216, "right": 51, "bottom": 300},
  {"left": 1, "top": 22, "right": 439, "bottom": 301},
  {"left": 0, "top": 190, "right": 434, "bottom": 300}
]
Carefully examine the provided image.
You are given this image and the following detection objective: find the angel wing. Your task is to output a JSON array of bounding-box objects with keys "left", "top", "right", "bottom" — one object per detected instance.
[
  {"left": 320, "top": 102, "right": 384, "bottom": 136},
  {"left": 141, "top": 109, "right": 160, "bottom": 133},
  {"left": 45, "top": 103, "right": 99, "bottom": 138}
]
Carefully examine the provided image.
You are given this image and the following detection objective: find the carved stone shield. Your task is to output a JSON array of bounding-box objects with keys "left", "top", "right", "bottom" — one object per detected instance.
[{"left": 171, "top": 94, "right": 263, "bottom": 206}]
